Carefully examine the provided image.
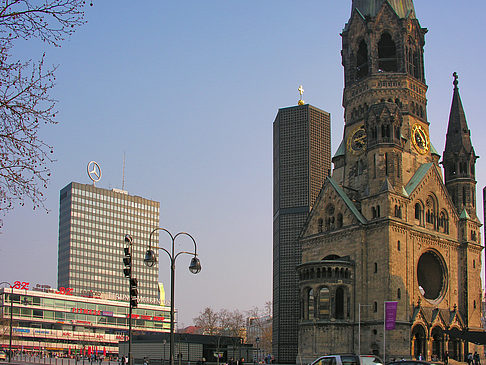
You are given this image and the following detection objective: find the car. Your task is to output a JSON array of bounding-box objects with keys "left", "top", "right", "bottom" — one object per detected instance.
[
  {"left": 311, "top": 354, "right": 384, "bottom": 365},
  {"left": 0, "top": 351, "right": 7, "bottom": 361},
  {"left": 387, "top": 362, "right": 431, "bottom": 365}
]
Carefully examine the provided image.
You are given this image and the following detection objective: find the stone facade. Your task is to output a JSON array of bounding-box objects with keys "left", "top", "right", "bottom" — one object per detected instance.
[{"left": 297, "top": 1, "right": 483, "bottom": 363}]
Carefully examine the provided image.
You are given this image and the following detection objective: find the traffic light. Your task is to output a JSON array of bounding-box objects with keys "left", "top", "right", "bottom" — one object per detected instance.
[
  {"left": 123, "top": 246, "right": 131, "bottom": 278},
  {"left": 130, "top": 278, "right": 138, "bottom": 308}
]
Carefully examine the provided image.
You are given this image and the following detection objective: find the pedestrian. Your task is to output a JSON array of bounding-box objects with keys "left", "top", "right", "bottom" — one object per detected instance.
[
  {"left": 444, "top": 351, "right": 449, "bottom": 365},
  {"left": 467, "top": 352, "right": 473, "bottom": 365},
  {"left": 474, "top": 352, "right": 480, "bottom": 365}
]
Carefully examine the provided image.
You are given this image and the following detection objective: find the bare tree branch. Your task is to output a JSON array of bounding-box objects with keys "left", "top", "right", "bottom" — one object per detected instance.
[{"left": 0, "top": 0, "right": 90, "bottom": 226}]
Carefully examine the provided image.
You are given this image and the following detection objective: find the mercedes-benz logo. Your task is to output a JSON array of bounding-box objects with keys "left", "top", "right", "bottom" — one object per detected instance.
[{"left": 87, "top": 161, "right": 102, "bottom": 183}]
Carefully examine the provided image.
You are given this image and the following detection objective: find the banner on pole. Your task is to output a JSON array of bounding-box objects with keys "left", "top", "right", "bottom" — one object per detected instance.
[{"left": 385, "top": 301, "right": 398, "bottom": 330}]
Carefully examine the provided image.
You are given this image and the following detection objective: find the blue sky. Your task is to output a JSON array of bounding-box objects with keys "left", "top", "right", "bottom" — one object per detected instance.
[{"left": 1, "top": 1, "right": 485, "bottom": 327}]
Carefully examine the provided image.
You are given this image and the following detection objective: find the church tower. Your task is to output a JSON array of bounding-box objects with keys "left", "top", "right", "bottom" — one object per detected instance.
[
  {"left": 296, "top": 1, "right": 483, "bottom": 362},
  {"left": 333, "top": 0, "right": 436, "bottom": 196},
  {"left": 442, "top": 73, "right": 479, "bottom": 220}
]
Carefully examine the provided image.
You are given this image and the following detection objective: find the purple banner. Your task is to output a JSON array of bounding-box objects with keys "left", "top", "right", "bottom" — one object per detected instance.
[{"left": 385, "top": 301, "right": 398, "bottom": 330}]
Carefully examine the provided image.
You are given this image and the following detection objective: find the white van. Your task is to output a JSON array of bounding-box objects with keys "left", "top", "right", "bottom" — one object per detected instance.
[{"left": 310, "top": 354, "right": 383, "bottom": 365}]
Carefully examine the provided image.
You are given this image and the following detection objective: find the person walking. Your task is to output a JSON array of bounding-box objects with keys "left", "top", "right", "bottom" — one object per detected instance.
[
  {"left": 443, "top": 351, "right": 449, "bottom": 365},
  {"left": 474, "top": 352, "right": 480, "bottom": 365}
]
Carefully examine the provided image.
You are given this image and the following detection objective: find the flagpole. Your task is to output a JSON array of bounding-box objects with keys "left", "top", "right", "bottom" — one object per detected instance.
[{"left": 383, "top": 301, "right": 386, "bottom": 362}]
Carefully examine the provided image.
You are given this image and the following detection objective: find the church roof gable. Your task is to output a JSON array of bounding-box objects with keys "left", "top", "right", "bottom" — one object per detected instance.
[
  {"left": 327, "top": 177, "right": 367, "bottom": 224},
  {"left": 405, "top": 163, "right": 433, "bottom": 196}
]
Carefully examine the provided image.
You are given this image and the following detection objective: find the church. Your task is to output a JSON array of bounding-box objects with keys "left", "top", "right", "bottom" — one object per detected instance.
[{"left": 297, "top": 0, "right": 483, "bottom": 362}]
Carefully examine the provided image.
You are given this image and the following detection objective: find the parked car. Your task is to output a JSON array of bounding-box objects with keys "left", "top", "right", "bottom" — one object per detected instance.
[
  {"left": 387, "top": 361, "right": 431, "bottom": 365},
  {"left": 311, "top": 354, "right": 384, "bottom": 365},
  {"left": 0, "top": 351, "right": 7, "bottom": 361}
]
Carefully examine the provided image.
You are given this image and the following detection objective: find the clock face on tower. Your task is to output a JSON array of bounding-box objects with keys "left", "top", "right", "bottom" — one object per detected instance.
[
  {"left": 411, "top": 123, "right": 430, "bottom": 154},
  {"left": 347, "top": 125, "right": 367, "bottom": 154}
]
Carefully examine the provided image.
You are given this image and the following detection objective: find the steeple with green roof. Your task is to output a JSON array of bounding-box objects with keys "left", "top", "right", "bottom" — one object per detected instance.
[{"left": 351, "top": 0, "right": 416, "bottom": 19}]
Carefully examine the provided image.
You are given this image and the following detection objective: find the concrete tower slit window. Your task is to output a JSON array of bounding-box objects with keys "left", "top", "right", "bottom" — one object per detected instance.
[{"left": 378, "top": 32, "right": 398, "bottom": 72}]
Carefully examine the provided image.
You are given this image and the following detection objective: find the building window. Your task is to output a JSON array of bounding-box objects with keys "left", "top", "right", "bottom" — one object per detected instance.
[
  {"left": 308, "top": 289, "right": 315, "bottom": 320},
  {"left": 397, "top": 240, "right": 401, "bottom": 251},
  {"left": 337, "top": 214, "right": 343, "bottom": 229},
  {"left": 356, "top": 40, "right": 369, "bottom": 79},
  {"left": 373, "top": 301, "right": 378, "bottom": 313},
  {"left": 415, "top": 203, "right": 423, "bottom": 225},
  {"left": 374, "top": 263, "right": 378, "bottom": 274},
  {"left": 378, "top": 32, "right": 397, "bottom": 72},
  {"left": 397, "top": 288, "right": 401, "bottom": 299},
  {"left": 335, "top": 287, "right": 345, "bottom": 319},
  {"left": 319, "top": 287, "right": 330, "bottom": 319}
]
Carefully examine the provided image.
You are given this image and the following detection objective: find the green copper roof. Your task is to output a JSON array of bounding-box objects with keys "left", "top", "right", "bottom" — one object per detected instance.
[
  {"left": 430, "top": 143, "right": 440, "bottom": 157},
  {"left": 334, "top": 139, "right": 346, "bottom": 158},
  {"left": 460, "top": 209, "right": 471, "bottom": 220},
  {"left": 352, "top": 0, "right": 416, "bottom": 19},
  {"left": 327, "top": 177, "right": 367, "bottom": 224},
  {"left": 405, "top": 163, "right": 433, "bottom": 196}
]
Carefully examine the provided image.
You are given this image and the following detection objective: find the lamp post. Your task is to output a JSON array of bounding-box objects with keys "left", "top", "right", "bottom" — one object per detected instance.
[
  {"left": 144, "top": 228, "right": 201, "bottom": 365},
  {"left": 123, "top": 234, "right": 139, "bottom": 365},
  {"left": 0, "top": 282, "right": 13, "bottom": 363}
]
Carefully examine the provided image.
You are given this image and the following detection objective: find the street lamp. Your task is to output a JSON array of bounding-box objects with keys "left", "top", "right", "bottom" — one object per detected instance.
[
  {"left": 0, "top": 282, "right": 13, "bottom": 363},
  {"left": 144, "top": 228, "right": 201, "bottom": 365},
  {"left": 123, "top": 234, "right": 139, "bottom": 365}
]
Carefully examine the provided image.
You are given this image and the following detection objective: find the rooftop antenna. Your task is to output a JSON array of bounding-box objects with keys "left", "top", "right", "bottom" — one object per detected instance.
[{"left": 122, "top": 152, "right": 126, "bottom": 191}]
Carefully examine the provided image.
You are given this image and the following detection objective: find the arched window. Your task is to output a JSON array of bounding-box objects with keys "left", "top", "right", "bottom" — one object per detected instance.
[
  {"left": 356, "top": 40, "right": 369, "bottom": 79},
  {"left": 308, "top": 288, "right": 315, "bottom": 320},
  {"left": 319, "top": 288, "right": 330, "bottom": 319},
  {"left": 415, "top": 203, "right": 423, "bottom": 224},
  {"left": 337, "top": 213, "right": 343, "bottom": 229},
  {"left": 335, "top": 287, "right": 345, "bottom": 319},
  {"left": 378, "top": 32, "right": 397, "bottom": 72}
]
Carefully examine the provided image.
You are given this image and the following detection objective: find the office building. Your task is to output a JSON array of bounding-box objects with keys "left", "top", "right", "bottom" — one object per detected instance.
[
  {"left": 0, "top": 286, "right": 170, "bottom": 356},
  {"left": 57, "top": 182, "right": 160, "bottom": 305},
  {"left": 273, "top": 104, "right": 331, "bottom": 363}
]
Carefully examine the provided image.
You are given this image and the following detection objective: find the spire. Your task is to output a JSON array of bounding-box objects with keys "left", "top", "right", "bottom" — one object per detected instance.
[
  {"left": 444, "top": 72, "right": 475, "bottom": 157},
  {"left": 351, "top": 0, "right": 416, "bottom": 19}
]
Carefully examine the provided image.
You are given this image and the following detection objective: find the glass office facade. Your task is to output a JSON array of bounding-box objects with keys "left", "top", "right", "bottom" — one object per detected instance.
[
  {"left": 58, "top": 182, "right": 160, "bottom": 304},
  {"left": 0, "top": 287, "right": 170, "bottom": 355}
]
